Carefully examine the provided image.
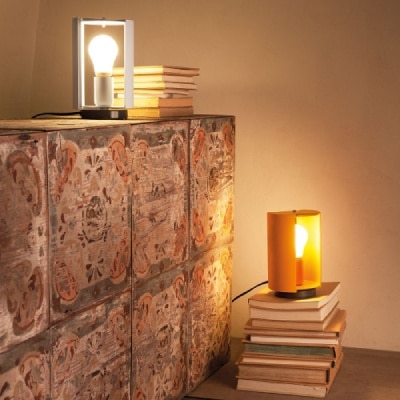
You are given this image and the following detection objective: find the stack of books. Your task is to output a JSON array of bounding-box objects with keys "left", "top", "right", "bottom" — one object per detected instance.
[
  {"left": 236, "top": 282, "right": 346, "bottom": 398},
  {"left": 113, "top": 65, "right": 199, "bottom": 118}
]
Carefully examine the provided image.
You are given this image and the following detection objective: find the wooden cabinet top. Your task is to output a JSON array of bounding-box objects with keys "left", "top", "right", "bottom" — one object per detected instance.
[{"left": 0, "top": 115, "right": 234, "bottom": 134}]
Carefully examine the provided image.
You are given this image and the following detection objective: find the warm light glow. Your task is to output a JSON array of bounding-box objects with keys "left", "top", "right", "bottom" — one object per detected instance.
[
  {"left": 295, "top": 223, "right": 308, "bottom": 258},
  {"left": 267, "top": 210, "right": 321, "bottom": 296},
  {"left": 88, "top": 34, "right": 118, "bottom": 76}
]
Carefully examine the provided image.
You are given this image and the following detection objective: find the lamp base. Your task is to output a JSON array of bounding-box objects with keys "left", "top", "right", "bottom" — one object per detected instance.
[
  {"left": 80, "top": 108, "right": 128, "bottom": 120},
  {"left": 275, "top": 288, "right": 317, "bottom": 299}
]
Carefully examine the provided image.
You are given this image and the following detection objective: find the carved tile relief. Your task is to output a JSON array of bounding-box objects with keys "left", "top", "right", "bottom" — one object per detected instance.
[
  {"left": 189, "top": 117, "right": 235, "bottom": 257},
  {"left": 187, "top": 244, "right": 233, "bottom": 390},
  {"left": 50, "top": 290, "right": 131, "bottom": 399},
  {"left": 133, "top": 269, "right": 187, "bottom": 400},
  {"left": 0, "top": 133, "right": 49, "bottom": 352},
  {"left": 47, "top": 127, "right": 132, "bottom": 321},
  {"left": 131, "top": 121, "right": 189, "bottom": 283},
  {"left": 0, "top": 331, "right": 50, "bottom": 400}
]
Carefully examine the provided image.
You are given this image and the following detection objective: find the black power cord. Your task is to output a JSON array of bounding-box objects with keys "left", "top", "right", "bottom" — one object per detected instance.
[
  {"left": 231, "top": 280, "right": 268, "bottom": 303},
  {"left": 31, "top": 111, "right": 81, "bottom": 119}
]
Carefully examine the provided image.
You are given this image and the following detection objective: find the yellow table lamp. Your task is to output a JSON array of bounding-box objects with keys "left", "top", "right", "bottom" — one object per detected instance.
[{"left": 267, "top": 210, "right": 321, "bottom": 299}]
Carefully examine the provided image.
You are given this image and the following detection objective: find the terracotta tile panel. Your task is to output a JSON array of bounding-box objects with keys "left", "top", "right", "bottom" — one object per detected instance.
[
  {"left": 47, "top": 127, "right": 132, "bottom": 321},
  {"left": 51, "top": 290, "right": 131, "bottom": 399},
  {"left": 0, "top": 330, "right": 50, "bottom": 399},
  {"left": 187, "top": 243, "right": 233, "bottom": 390},
  {"left": 133, "top": 268, "right": 187, "bottom": 399},
  {"left": 130, "top": 121, "right": 189, "bottom": 284},
  {"left": 0, "top": 132, "right": 49, "bottom": 352},
  {"left": 189, "top": 117, "right": 235, "bottom": 257}
]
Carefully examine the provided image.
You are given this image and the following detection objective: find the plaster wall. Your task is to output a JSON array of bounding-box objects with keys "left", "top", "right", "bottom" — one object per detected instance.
[{"left": 1, "top": 0, "right": 399, "bottom": 351}]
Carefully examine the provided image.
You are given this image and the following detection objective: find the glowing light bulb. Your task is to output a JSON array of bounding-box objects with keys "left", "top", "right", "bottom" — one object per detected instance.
[
  {"left": 88, "top": 34, "right": 118, "bottom": 107},
  {"left": 295, "top": 223, "right": 308, "bottom": 285},
  {"left": 295, "top": 224, "right": 308, "bottom": 258}
]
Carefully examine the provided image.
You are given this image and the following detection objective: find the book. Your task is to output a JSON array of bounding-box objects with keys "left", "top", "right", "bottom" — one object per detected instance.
[
  {"left": 250, "top": 305, "right": 339, "bottom": 331},
  {"left": 249, "top": 298, "right": 339, "bottom": 322},
  {"left": 245, "top": 309, "right": 345, "bottom": 338},
  {"left": 127, "top": 106, "right": 194, "bottom": 118},
  {"left": 116, "top": 88, "right": 192, "bottom": 97},
  {"left": 113, "top": 96, "right": 193, "bottom": 109},
  {"left": 248, "top": 282, "right": 341, "bottom": 310},
  {"left": 248, "top": 334, "right": 341, "bottom": 346},
  {"left": 240, "top": 353, "right": 336, "bottom": 368},
  {"left": 113, "top": 65, "right": 200, "bottom": 76},
  {"left": 242, "top": 341, "right": 341, "bottom": 359},
  {"left": 136, "top": 75, "right": 195, "bottom": 84},
  {"left": 129, "top": 81, "right": 198, "bottom": 90},
  {"left": 237, "top": 359, "right": 332, "bottom": 385},
  {"left": 247, "top": 309, "right": 346, "bottom": 346},
  {"left": 236, "top": 353, "right": 344, "bottom": 398},
  {"left": 113, "top": 75, "right": 195, "bottom": 85}
]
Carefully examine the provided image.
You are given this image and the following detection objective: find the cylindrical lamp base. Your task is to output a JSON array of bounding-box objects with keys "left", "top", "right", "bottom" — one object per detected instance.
[
  {"left": 94, "top": 76, "right": 113, "bottom": 107},
  {"left": 275, "top": 288, "right": 317, "bottom": 299},
  {"left": 80, "top": 108, "right": 127, "bottom": 120}
]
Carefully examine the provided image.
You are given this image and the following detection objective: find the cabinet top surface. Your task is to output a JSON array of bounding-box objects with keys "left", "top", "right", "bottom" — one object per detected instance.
[{"left": 0, "top": 115, "right": 234, "bottom": 134}]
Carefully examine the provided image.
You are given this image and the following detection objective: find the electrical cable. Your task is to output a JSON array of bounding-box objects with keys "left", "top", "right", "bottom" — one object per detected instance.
[
  {"left": 231, "top": 280, "right": 268, "bottom": 303},
  {"left": 31, "top": 111, "right": 81, "bottom": 119}
]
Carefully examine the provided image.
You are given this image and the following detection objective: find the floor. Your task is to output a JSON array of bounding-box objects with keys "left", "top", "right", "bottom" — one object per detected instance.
[{"left": 184, "top": 338, "right": 400, "bottom": 400}]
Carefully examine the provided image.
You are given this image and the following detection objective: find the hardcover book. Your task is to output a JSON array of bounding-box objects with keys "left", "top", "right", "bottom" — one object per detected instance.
[
  {"left": 237, "top": 353, "right": 344, "bottom": 398},
  {"left": 247, "top": 309, "right": 346, "bottom": 346}
]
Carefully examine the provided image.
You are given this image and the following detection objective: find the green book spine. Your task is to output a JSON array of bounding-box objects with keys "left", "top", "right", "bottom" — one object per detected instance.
[{"left": 243, "top": 342, "right": 337, "bottom": 358}]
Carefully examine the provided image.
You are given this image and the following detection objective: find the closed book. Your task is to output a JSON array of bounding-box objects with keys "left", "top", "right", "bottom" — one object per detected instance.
[
  {"left": 242, "top": 341, "right": 342, "bottom": 359},
  {"left": 113, "top": 74, "right": 195, "bottom": 84},
  {"left": 237, "top": 359, "right": 331, "bottom": 385},
  {"left": 236, "top": 353, "right": 344, "bottom": 398},
  {"left": 113, "top": 96, "right": 193, "bottom": 108},
  {"left": 135, "top": 75, "right": 194, "bottom": 83},
  {"left": 114, "top": 81, "right": 197, "bottom": 91},
  {"left": 249, "top": 299, "right": 339, "bottom": 322},
  {"left": 248, "top": 282, "right": 341, "bottom": 310},
  {"left": 113, "top": 65, "right": 200, "bottom": 76},
  {"left": 115, "top": 88, "right": 191, "bottom": 97},
  {"left": 250, "top": 305, "right": 339, "bottom": 331},
  {"left": 130, "top": 81, "right": 197, "bottom": 90},
  {"left": 240, "top": 354, "right": 336, "bottom": 369},
  {"left": 247, "top": 309, "right": 346, "bottom": 346},
  {"left": 127, "top": 106, "right": 194, "bottom": 118}
]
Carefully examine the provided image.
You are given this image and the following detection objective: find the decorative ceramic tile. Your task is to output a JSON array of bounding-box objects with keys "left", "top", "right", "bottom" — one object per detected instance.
[
  {"left": 0, "top": 132, "right": 49, "bottom": 353},
  {"left": 133, "top": 268, "right": 187, "bottom": 400},
  {"left": 0, "top": 330, "right": 50, "bottom": 399},
  {"left": 189, "top": 117, "right": 235, "bottom": 257},
  {"left": 187, "top": 243, "right": 233, "bottom": 390},
  {"left": 51, "top": 290, "right": 131, "bottom": 399},
  {"left": 47, "top": 127, "right": 132, "bottom": 321},
  {"left": 130, "top": 121, "right": 189, "bottom": 283}
]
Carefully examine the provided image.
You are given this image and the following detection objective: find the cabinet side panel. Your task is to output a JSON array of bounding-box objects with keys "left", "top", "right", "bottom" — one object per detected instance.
[
  {"left": 0, "top": 132, "right": 49, "bottom": 353},
  {"left": 189, "top": 117, "right": 235, "bottom": 257},
  {"left": 186, "top": 243, "right": 233, "bottom": 391}
]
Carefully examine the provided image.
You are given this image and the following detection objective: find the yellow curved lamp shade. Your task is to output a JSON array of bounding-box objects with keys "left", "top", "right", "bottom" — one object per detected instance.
[{"left": 267, "top": 210, "right": 321, "bottom": 297}]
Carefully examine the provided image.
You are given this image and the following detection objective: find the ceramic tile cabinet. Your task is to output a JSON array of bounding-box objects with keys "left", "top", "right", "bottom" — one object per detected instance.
[{"left": 0, "top": 115, "right": 235, "bottom": 400}]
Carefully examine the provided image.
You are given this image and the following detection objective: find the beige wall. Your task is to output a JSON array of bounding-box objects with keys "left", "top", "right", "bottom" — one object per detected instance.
[
  {"left": 1, "top": 0, "right": 400, "bottom": 351},
  {"left": 0, "top": 0, "right": 40, "bottom": 118}
]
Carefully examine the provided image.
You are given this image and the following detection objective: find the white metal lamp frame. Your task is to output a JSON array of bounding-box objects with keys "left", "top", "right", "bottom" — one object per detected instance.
[{"left": 73, "top": 17, "right": 134, "bottom": 119}]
